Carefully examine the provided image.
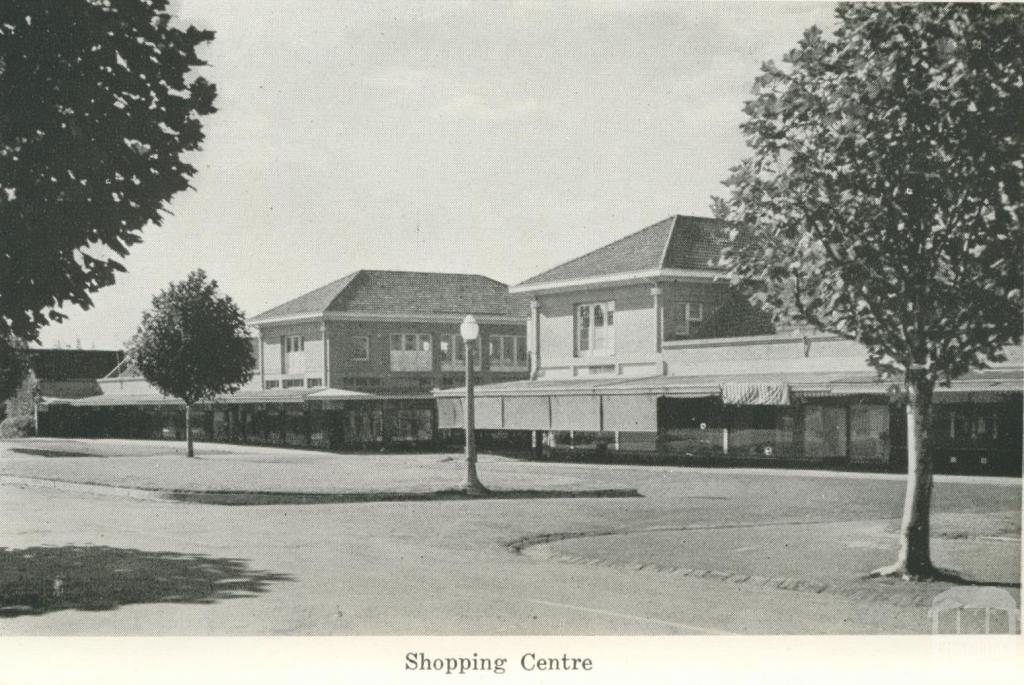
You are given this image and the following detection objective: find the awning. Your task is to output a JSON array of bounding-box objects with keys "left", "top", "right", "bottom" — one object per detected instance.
[
  {"left": 602, "top": 394, "right": 658, "bottom": 431},
  {"left": 474, "top": 397, "right": 504, "bottom": 430},
  {"left": 551, "top": 395, "right": 601, "bottom": 431},
  {"left": 722, "top": 382, "right": 790, "bottom": 406},
  {"left": 503, "top": 395, "right": 551, "bottom": 430},
  {"left": 437, "top": 397, "right": 464, "bottom": 429}
]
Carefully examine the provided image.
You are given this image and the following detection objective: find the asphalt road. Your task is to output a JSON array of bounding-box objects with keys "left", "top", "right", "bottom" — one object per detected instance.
[{"left": 0, "top": 439, "right": 1019, "bottom": 635}]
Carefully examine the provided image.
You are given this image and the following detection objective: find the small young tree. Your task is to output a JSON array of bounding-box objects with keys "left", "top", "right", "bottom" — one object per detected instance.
[
  {"left": 131, "top": 270, "right": 255, "bottom": 457},
  {"left": 716, "top": 4, "right": 1022, "bottom": 579}
]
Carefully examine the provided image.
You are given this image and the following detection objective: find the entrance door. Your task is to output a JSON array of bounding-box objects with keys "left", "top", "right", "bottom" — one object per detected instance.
[{"left": 803, "top": 405, "right": 848, "bottom": 460}]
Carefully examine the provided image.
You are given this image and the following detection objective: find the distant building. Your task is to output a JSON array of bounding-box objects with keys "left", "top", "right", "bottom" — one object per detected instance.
[
  {"left": 45, "top": 271, "right": 528, "bottom": 449},
  {"left": 436, "top": 215, "right": 1022, "bottom": 475},
  {"left": 3, "top": 348, "right": 122, "bottom": 424}
]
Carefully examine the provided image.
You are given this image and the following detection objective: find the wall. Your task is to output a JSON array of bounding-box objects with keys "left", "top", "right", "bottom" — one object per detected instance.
[
  {"left": 661, "top": 281, "right": 733, "bottom": 341},
  {"left": 536, "top": 284, "right": 658, "bottom": 378},
  {"left": 325, "top": 318, "right": 527, "bottom": 391},
  {"left": 257, "top": 321, "right": 326, "bottom": 387},
  {"left": 662, "top": 332, "right": 872, "bottom": 376}
]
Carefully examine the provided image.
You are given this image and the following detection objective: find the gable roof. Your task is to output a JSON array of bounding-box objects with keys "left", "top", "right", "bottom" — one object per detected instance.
[
  {"left": 250, "top": 270, "right": 528, "bottom": 323},
  {"left": 513, "top": 215, "right": 727, "bottom": 291}
]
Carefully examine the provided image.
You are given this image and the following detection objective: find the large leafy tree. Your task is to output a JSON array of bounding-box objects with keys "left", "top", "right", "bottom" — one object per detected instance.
[
  {"left": 0, "top": 0, "right": 216, "bottom": 342},
  {"left": 131, "top": 271, "right": 255, "bottom": 458},
  {"left": 716, "top": 3, "right": 1022, "bottom": 578}
]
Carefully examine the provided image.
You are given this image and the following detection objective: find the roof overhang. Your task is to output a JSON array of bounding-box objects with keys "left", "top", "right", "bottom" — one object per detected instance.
[
  {"left": 250, "top": 311, "right": 526, "bottom": 327},
  {"left": 511, "top": 268, "right": 723, "bottom": 295}
]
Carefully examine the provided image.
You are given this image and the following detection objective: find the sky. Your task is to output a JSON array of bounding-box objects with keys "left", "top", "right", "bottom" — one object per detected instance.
[{"left": 37, "top": 0, "right": 838, "bottom": 350}]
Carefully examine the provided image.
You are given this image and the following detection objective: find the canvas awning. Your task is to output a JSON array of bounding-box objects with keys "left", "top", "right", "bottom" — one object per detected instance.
[
  {"left": 721, "top": 382, "right": 791, "bottom": 406},
  {"left": 551, "top": 395, "right": 602, "bottom": 431},
  {"left": 437, "top": 397, "right": 464, "bottom": 429},
  {"left": 602, "top": 394, "right": 658, "bottom": 432},
  {"left": 474, "top": 396, "right": 504, "bottom": 430},
  {"left": 503, "top": 395, "right": 551, "bottom": 430}
]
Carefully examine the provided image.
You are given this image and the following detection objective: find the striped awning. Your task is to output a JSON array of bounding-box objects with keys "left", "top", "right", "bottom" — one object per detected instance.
[{"left": 722, "top": 382, "right": 790, "bottom": 406}]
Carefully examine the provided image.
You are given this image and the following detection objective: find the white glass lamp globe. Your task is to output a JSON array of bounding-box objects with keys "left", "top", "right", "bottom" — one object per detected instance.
[{"left": 460, "top": 314, "right": 480, "bottom": 342}]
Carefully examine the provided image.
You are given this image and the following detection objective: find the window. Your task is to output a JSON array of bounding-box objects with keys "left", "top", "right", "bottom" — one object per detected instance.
[
  {"left": 668, "top": 302, "right": 704, "bottom": 339},
  {"left": 391, "top": 333, "right": 431, "bottom": 352},
  {"left": 306, "top": 378, "right": 322, "bottom": 388},
  {"left": 516, "top": 335, "right": 528, "bottom": 364},
  {"left": 350, "top": 336, "right": 369, "bottom": 361},
  {"left": 282, "top": 378, "right": 304, "bottom": 389},
  {"left": 264, "top": 380, "right": 280, "bottom": 389},
  {"left": 439, "top": 338, "right": 452, "bottom": 363},
  {"left": 487, "top": 335, "right": 528, "bottom": 366},
  {"left": 576, "top": 302, "right": 615, "bottom": 356},
  {"left": 284, "top": 335, "right": 304, "bottom": 353}
]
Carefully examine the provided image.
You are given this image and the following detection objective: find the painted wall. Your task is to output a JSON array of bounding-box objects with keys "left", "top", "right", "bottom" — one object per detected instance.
[
  {"left": 324, "top": 319, "right": 527, "bottom": 390},
  {"left": 535, "top": 284, "right": 657, "bottom": 376},
  {"left": 256, "top": 321, "right": 325, "bottom": 385},
  {"left": 661, "top": 281, "right": 733, "bottom": 341},
  {"left": 662, "top": 332, "right": 871, "bottom": 376}
]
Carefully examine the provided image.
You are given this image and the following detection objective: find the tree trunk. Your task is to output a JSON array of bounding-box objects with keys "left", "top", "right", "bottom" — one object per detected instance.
[
  {"left": 185, "top": 403, "right": 195, "bottom": 459},
  {"left": 872, "top": 370, "right": 935, "bottom": 578}
]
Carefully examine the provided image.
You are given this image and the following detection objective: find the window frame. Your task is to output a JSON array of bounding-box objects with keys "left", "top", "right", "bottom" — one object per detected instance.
[
  {"left": 575, "top": 301, "right": 615, "bottom": 357},
  {"left": 667, "top": 301, "right": 706, "bottom": 340},
  {"left": 350, "top": 335, "right": 370, "bottom": 361}
]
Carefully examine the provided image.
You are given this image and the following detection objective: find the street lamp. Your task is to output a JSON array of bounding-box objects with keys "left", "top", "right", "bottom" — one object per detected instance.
[{"left": 460, "top": 314, "right": 487, "bottom": 494}]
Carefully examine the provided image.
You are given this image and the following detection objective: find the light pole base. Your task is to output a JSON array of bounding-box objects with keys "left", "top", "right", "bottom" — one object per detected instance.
[{"left": 460, "top": 477, "right": 490, "bottom": 496}]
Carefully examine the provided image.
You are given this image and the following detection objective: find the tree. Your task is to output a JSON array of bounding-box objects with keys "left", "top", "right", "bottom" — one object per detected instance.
[
  {"left": 0, "top": 336, "right": 28, "bottom": 403},
  {"left": 131, "top": 270, "right": 255, "bottom": 458},
  {"left": 0, "top": 0, "right": 216, "bottom": 342},
  {"left": 715, "top": 3, "right": 1022, "bottom": 579}
]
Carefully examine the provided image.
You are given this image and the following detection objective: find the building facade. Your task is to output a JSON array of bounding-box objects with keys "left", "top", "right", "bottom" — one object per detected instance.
[
  {"left": 436, "top": 215, "right": 1023, "bottom": 475},
  {"left": 2, "top": 348, "right": 123, "bottom": 430},
  {"left": 44, "top": 270, "right": 529, "bottom": 450}
]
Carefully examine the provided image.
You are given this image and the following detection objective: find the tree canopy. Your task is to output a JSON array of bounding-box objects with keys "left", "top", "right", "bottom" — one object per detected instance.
[
  {"left": 0, "top": 0, "right": 216, "bottom": 342},
  {"left": 715, "top": 2, "right": 1022, "bottom": 578},
  {"left": 716, "top": 2, "right": 1022, "bottom": 383},
  {"left": 131, "top": 270, "right": 255, "bottom": 407}
]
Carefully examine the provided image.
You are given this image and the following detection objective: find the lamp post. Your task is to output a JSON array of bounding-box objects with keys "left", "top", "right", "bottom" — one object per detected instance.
[{"left": 460, "top": 314, "right": 487, "bottom": 494}]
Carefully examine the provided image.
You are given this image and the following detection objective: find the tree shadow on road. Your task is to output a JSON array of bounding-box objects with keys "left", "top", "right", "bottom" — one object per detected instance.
[{"left": 0, "top": 546, "right": 292, "bottom": 618}]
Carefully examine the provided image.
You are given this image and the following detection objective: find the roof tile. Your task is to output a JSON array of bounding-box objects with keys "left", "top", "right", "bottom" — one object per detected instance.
[
  {"left": 516, "top": 215, "right": 727, "bottom": 288},
  {"left": 251, "top": 270, "right": 527, "bottom": 322}
]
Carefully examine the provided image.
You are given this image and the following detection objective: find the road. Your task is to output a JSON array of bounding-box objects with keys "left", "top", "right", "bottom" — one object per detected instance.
[{"left": 0, "top": 439, "right": 1019, "bottom": 635}]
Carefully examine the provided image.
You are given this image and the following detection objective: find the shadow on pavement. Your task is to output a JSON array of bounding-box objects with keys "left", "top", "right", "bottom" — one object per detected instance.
[
  {"left": 8, "top": 448, "right": 99, "bottom": 458},
  {"left": 167, "top": 487, "right": 642, "bottom": 505},
  {"left": 0, "top": 546, "right": 292, "bottom": 617}
]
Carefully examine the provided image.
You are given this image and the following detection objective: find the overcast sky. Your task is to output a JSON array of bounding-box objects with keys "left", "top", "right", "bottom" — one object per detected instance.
[{"left": 38, "top": 0, "right": 837, "bottom": 350}]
